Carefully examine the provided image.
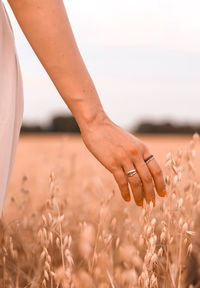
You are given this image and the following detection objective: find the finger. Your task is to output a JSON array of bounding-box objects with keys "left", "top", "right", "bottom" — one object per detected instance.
[
  {"left": 113, "top": 168, "right": 131, "bottom": 202},
  {"left": 133, "top": 153, "right": 155, "bottom": 206},
  {"left": 122, "top": 162, "right": 143, "bottom": 206},
  {"left": 145, "top": 157, "right": 166, "bottom": 197}
]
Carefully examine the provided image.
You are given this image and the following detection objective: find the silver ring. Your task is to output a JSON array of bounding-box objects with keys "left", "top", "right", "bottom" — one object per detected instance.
[
  {"left": 127, "top": 169, "right": 137, "bottom": 177},
  {"left": 144, "top": 154, "right": 154, "bottom": 164}
]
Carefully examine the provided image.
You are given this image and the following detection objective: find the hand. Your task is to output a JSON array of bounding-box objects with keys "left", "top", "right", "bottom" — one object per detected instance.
[{"left": 80, "top": 114, "right": 166, "bottom": 207}]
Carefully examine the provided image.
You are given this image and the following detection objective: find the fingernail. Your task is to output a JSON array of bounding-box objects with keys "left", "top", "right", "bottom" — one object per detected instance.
[
  {"left": 125, "top": 195, "right": 130, "bottom": 202},
  {"left": 152, "top": 200, "right": 156, "bottom": 207},
  {"left": 138, "top": 200, "right": 143, "bottom": 207},
  {"left": 160, "top": 190, "right": 166, "bottom": 197}
]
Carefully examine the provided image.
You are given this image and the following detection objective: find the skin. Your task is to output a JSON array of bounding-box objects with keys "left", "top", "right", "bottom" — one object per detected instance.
[{"left": 7, "top": 0, "right": 166, "bottom": 206}]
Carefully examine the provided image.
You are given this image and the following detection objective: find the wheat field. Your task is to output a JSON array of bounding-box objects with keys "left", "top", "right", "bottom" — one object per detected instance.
[{"left": 0, "top": 133, "right": 200, "bottom": 288}]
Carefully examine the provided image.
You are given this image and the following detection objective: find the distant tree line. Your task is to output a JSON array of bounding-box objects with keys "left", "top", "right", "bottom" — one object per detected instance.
[
  {"left": 20, "top": 115, "right": 200, "bottom": 134},
  {"left": 21, "top": 115, "right": 80, "bottom": 133},
  {"left": 134, "top": 121, "right": 200, "bottom": 134}
]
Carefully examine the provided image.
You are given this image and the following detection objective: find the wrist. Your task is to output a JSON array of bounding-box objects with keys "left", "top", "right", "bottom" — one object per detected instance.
[
  {"left": 61, "top": 80, "right": 111, "bottom": 133},
  {"left": 78, "top": 108, "right": 111, "bottom": 134}
]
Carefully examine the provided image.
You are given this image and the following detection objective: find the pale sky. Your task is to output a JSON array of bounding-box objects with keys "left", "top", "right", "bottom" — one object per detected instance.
[{"left": 3, "top": 0, "right": 200, "bottom": 130}]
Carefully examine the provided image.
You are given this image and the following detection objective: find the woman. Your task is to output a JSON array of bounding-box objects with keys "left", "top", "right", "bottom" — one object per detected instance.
[{"left": 0, "top": 0, "right": 166, "bottom": 218}]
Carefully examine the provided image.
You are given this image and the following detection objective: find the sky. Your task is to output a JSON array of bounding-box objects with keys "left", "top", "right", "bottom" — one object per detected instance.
[{"left": 2, "top": 0, "right": 200, "bottom": 130}]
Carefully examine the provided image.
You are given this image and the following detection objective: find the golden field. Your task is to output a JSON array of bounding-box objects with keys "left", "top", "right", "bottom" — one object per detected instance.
[{"left": 1, "top": 133, "right": 200, "bottom": 287}]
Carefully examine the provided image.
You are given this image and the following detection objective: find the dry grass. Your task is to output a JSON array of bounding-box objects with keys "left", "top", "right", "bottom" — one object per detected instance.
[{"left": 0, "top": 133, "right": 200, "bottom": 287}]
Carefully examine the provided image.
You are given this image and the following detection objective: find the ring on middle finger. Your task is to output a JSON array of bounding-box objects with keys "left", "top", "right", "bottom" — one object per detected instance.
[
  {"left": 144, "top": 154, "right": 154, "bottom": 164},
  {"left": 127, "top": 169, "right": 137, "bottom": 177}
]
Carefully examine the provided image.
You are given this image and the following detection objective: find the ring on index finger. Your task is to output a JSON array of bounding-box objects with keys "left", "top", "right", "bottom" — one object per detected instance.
[{"left": 127, "top": 169, "right": 137, "bottom": 177}]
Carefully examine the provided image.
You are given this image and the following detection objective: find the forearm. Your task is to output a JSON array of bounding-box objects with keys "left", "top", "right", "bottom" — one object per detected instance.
[{"left": 8, "top": 0, "right": 107, "bottom": 131}]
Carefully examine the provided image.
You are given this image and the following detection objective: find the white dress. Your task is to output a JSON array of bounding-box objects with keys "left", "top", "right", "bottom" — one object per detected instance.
[{"left": 0, "top": 0, "right": 24, "bottom": 218}]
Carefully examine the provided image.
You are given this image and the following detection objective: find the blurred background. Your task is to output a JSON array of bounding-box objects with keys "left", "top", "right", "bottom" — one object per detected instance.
[{"left": 3, "top": 0, "right": 200, "bottom": 133}]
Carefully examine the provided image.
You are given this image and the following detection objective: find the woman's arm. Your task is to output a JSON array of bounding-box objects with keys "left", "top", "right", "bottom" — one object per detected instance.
[
  {"left": 7, "top": 0, "right": 105, "bottom": 131},
  {"left": 7, "top": 0, "right": 166, "bottom": 206}
]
